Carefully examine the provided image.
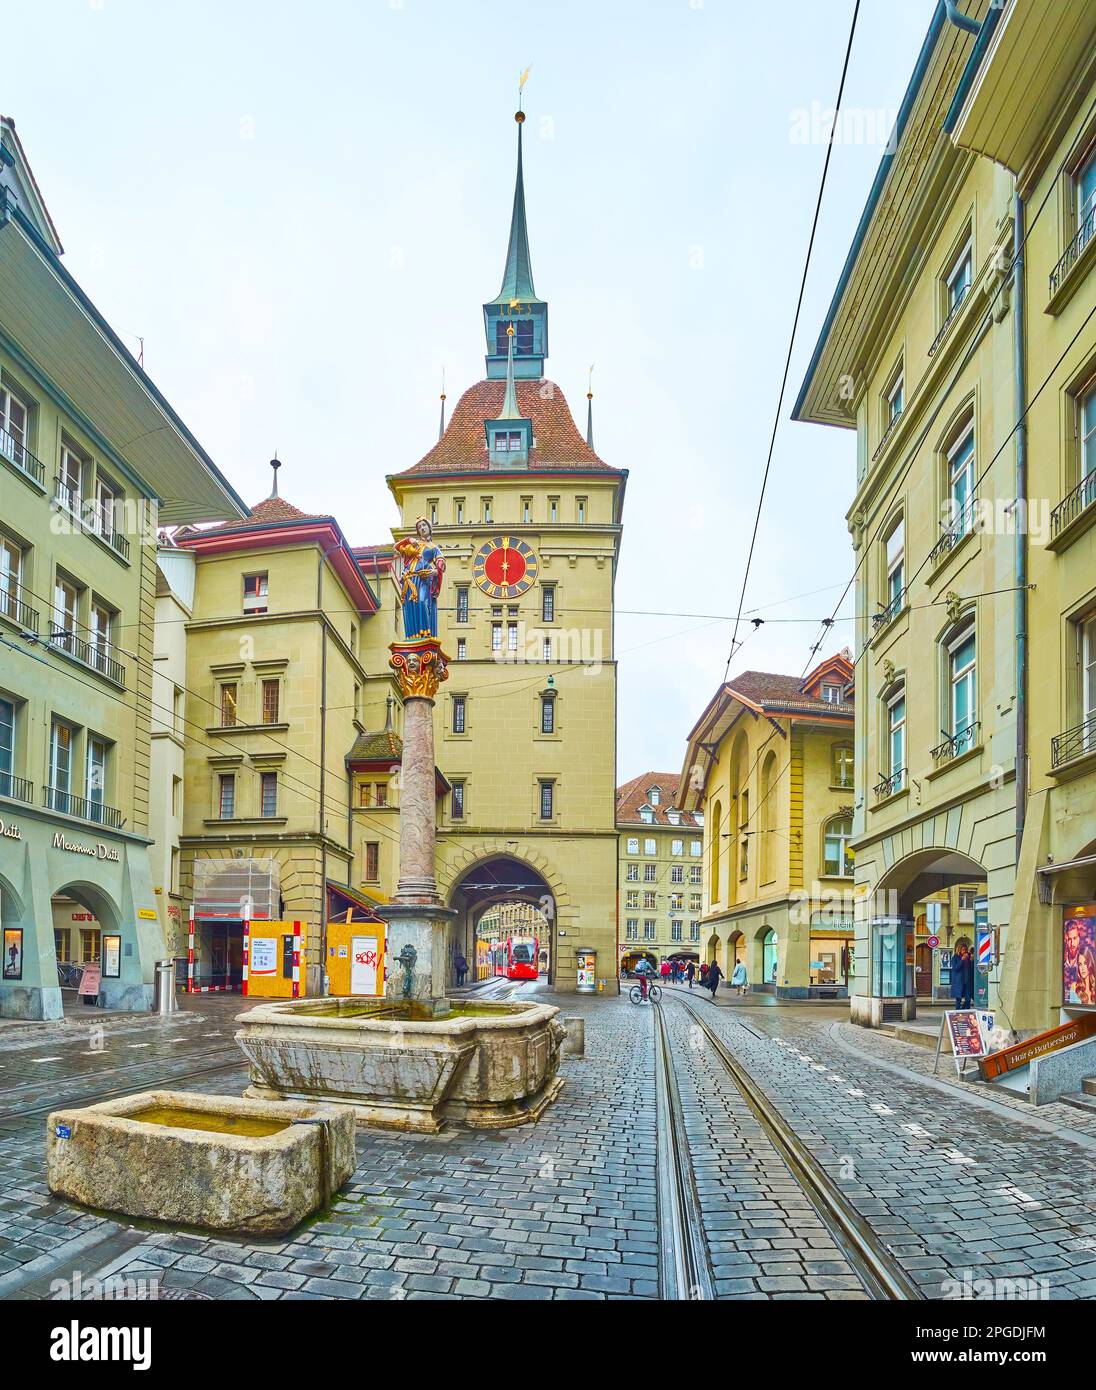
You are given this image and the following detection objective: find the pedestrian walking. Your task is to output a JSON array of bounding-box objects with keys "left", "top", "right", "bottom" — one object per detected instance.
[
  {"left": 951, "top": 942, "right": 974, "bottom": 1010},
  {"left": 731, "top": 960, "right": 748, "bottom": 996},
  {"left": 699, "top": 961, "right": 709, "bottom": 986},
  {"left": 454, "top": 952, "right": 468, "bottom": 987},
  {"left": 661, "top": 960, "right": 671, "bottom": 982},
  {"left": 686, "top": 960, "right": 695, "bottom": 989},
  {"left": 707, "top": 959, "right": 723, "bottom": 999}
]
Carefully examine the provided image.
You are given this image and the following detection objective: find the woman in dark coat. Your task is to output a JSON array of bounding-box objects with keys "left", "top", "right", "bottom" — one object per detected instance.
[
  {"left": 707, "top": 960, "right": 723, "bottom": 999},
  {"left": 950, "top": 943, "right": 974, "bottom": 1010}
]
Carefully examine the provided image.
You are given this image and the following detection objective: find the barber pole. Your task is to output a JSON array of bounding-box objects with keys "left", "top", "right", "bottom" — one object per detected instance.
[{"left": 292, "top": 920, "right": 301, "bottom": 998}]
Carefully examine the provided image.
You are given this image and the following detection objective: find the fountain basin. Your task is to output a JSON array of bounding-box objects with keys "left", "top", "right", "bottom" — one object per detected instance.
[
  {"left": 235, "top": 996, "right": 566, "bottom": 1132},
  {"left": 46, "top": 1090, "right": 355, "bottom": 1234}
]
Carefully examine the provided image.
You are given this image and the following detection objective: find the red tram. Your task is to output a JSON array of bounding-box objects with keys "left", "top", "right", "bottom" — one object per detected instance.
[{"left": 491, "top": 935, "right": 539, "bottom": 981}]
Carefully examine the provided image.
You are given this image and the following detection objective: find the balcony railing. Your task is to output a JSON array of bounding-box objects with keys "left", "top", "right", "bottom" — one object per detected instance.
[
  {"left": 872, "top": 589, "right": 905, "bottom": 630},
  {"left": 0, "top": 581, "right": 40, "bottom": 633},
  {"left": 1051, "top": 714, "right": 1096, "bottom": 769},
  {"left": 48, "top": 622, "right": 126, "bottom": 687},
  {"left": 0, "top": 428, "right": 45, "bottom": 487},
  {"left": 928, "top": 280, "right": 970, "bottom": 358},
  {"left": 1049, "top": 206, "right": 1095, "bottom": 298},
  {"left": 1050, "top": 469, "right": 1096, "bottom": 539},
  {"left": 931, "top": 721, "right": 980, "bottom": 766},
  {"left": 930, "top": 504, "right": 976, "bottom": 567},
  {"left": 43, "top": 785, "right": 124, "bottom": 829},
  {"left": 0, "top": 770, "right": 33, "bottom": 803},
  {"left": 874, "top": 768, "right": 906, "bottom": 800},
  {"left": 52, "top": 481, "right": 131, "bottom": 561}
]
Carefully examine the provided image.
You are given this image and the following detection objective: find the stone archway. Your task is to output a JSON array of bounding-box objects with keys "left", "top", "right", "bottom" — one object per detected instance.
[{"left": 444, "top": 846, "right": 564, "bottom": 988}]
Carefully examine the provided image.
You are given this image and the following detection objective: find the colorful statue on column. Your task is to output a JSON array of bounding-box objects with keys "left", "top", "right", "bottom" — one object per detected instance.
[{"left": 392, "top": 517, "right": 445, "bottom": 640}]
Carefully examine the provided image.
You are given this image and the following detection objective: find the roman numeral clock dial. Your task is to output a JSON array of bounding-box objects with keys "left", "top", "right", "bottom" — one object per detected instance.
[{"left": 472, "top": 536, "right": 539, "bottom": 599}]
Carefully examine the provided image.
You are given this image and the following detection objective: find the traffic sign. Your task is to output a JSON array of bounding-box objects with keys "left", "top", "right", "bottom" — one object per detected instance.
[{"left": 927, "top": 935, "right": 940, "bottom": 949}]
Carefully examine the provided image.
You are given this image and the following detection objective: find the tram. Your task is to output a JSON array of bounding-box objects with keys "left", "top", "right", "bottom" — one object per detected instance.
[{"left": 491, "top": 935, "right": 539, "bottom": 981}]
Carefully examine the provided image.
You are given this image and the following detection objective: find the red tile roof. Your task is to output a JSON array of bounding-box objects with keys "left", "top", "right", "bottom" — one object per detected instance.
[
  {"left": 616, "top": 772, "right": 698, "bottom": 827},
  {"left": 393, "top": 379, "right": 620, "bottom": 476},
  {"left": 726, "top": 670, "right": 851, "bottom": 714},
  {"left": 203, "top": 494, "right": 328, "bottom": 531}
]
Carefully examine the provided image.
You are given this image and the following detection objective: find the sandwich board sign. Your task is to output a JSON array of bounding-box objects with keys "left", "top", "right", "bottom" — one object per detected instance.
[{"left": 934, "top": 1009, "right": 996, "bottom": 1078}]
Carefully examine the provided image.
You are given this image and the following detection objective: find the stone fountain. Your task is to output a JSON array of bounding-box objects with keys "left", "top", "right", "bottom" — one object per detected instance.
[{"left": 235, "top": 517, "right": 565, "bottom": 1130}]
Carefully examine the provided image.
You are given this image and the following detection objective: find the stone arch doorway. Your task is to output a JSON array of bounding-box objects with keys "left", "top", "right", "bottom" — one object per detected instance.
[
  {"left": 758, "top": 926, "right": 778, "bottom": 989},
  {"left": 50, "top": 880, "right": 131, "bottom": 1010},
  {"left": 724, "top": 929, "right": 744, "bottom": 977},
  {"left": 447, "top": 854, "right": 557, "bottom": 988},
  {"left": 871, "top": 847, "right": 988, "bottom": 1008}
]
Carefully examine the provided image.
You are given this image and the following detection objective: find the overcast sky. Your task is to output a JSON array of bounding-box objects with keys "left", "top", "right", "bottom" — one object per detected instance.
[{"left": 7, "top": 0, "right": 935, "bottom": 782}]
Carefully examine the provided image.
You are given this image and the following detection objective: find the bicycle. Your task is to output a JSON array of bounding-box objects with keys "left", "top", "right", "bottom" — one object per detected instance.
[{"left": 628, "top": 981, "right": 662, "bottom": 1004}]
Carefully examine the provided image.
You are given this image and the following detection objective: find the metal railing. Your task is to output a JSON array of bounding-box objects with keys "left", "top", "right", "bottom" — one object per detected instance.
[
  {"left": 928, "top": 280, "right": 970, "bottom": 358},
  {"left": 1049, "top": 205, "right": 1095, "bottom": 298},
  {"left": 1050, "top": 469, "right": 1096, "bottom": 539},
  {"left": 0, "top": 770, "right": 32, "bottom": 803},
  {"left": 43, "top": 784, "right": 124, "bottom": 829},
  {"left": 871, "top": 408, "right": 903, "bottom": 463},
  {"left": 930, "top": 721, "right": 980, "bottom": 766},
  {"left": 872, "top": 589, "right": 905, "bottom": 630},
  {"left": 874, "top": 768, "right": 906, "bottom": 800},
  {"left": 52, "top": 480, "right": 131, "bottom": 561},
  {"left": 0, "top": 428, "right": 45, "bottom": 486},
  {"left": 48, "top": 622, "right": 126, "bottom": 687},
  {"left": 0, "top": 581, "right": 40, "bottom": 633},
  {"left": 930, "top": 503, "right": 976, "bottom": 567},
  {"left": 1051, "top": 714, "right": 1096, "bottom": 769}
]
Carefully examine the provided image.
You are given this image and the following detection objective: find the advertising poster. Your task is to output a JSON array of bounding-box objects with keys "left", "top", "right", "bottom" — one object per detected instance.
[
  {"left": 102, "top": 934, "right": 121, "bottom": 979},
  {"left": 249, "top": 937, "right": 277, "bottom": 976},
  {"left": 3, "top": 927, "right": 22, "bottom": 980},
  {"left": 1063, "top": 905, "right": 1096, "bottom": 1007}
]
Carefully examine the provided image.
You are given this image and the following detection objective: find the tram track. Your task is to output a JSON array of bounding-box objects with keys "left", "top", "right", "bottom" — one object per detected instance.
[
  {"left": 0, "top": 1050, "right": 247, "bottom": 1127},
  {"left": 651, "top": 999, "right": 715, "bottom": 1300},
  {"left": 670, "top": 993, "right": 922, "bottom": 1302}
]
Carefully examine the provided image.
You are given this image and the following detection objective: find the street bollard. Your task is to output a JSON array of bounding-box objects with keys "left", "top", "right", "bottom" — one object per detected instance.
[
  {"left": 561, "top": 1016, "right": 585, "bottom": 1057},
  {"left": 155, "top": 959, "right": 177, "bottom": 1017}
]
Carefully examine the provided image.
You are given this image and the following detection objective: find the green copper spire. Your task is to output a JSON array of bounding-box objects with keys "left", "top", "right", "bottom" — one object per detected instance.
[
  {"left": 500, "top": 326, "right": 520, "bottom": 418},
  {"left": 497, "top": 112, "right": 537, "bottom": 303}
]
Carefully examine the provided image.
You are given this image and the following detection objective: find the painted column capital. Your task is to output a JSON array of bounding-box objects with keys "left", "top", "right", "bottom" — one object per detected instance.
[{"left": 389, "top": 637, "right": 450, "bottom": 702}]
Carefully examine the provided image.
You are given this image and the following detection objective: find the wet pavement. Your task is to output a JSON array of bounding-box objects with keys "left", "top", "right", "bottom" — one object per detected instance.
[{"left": 2, "top": 983, "right": 1095, "bottom": 1300}]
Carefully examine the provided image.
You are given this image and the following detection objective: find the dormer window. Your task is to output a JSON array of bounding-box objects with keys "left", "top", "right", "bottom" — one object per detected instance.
[
  {"left": 493, "top": 431, "right": 523, "bottom": 453},
  {"left": 821, "top": 683, "right": 842, "bottom": 703},
  {"left": 666, "top": 809, "right": 681, "bottom": 826},
  {"left": 648, "top": 787, "right": 660, "bottom": 805},
  {"left": 640, "top": 807, "right": 654, "bottom": 824}
]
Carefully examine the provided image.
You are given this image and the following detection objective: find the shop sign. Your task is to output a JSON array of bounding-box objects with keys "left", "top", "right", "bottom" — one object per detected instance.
[
  {"left": 78, "top": 963, "right": 101, "bottom": 997},
  {"left": 0, "top": 818, "right": 22, "bottom": 841},
  {"left": 137, "top": 909, "right": 158, "bottom": 921},
  {"left": 52, "top": 831, "right": 119, "bottom": 863}
]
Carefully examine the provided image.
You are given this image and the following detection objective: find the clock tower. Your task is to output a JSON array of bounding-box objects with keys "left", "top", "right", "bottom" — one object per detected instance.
[{"left": 361, "top": 104, "right": 628, "bottom": 994}]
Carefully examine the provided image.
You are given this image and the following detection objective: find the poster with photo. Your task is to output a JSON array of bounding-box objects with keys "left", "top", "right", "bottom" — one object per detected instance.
[
  {"left": 1063, "top": 905, "right": 1096, "bottom": 1007},
  {"left": 3, "top": 927, "right": 22, "bottom": 980}
]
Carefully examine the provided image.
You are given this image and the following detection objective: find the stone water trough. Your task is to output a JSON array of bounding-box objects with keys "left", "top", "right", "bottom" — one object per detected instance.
[
  {"left": 46, "top": 1090, "right": 355, "bottom": 1235},
  {"left": 235, "top": 996, "right": 566, "bottom": 1132}
]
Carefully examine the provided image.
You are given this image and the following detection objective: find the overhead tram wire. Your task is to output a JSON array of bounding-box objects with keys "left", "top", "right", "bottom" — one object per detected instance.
[
  {"left": 738, "top": 260, "right": 1096, "bottom": 846},
  {"left": 798, "top": 85, "right": 1096, "bottom": 678},
  {"left": 723, "top": 0, "right": 862, "bottom": 684}
]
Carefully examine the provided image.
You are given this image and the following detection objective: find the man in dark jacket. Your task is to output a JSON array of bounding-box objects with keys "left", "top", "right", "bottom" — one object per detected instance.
[
  {"left": 686, "top": 960, "right": 695, "bottom": 989},
  {"left": 707, "top": 959, "right": 723, "bottom": 999},
  {"left": 950, "top": 943, "right": 974, "bottom": 1010}
]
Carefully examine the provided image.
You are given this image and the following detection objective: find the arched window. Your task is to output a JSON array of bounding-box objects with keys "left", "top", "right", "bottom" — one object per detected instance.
[
  {"left": 759, "top": 752, "right": 777, "bottom": 883},
  {"left": 823, "top": 815, "right": 853, "bottom": 877},
  {"left": 710, "top": 799, "right": 722, "bottom": 903}
]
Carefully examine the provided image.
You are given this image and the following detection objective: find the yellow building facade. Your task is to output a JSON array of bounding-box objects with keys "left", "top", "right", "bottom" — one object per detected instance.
[
  {"left": 0, "top": 117, "right": 246, "bottom": 1019},
  {"left": 793, "top": 0, "right": 1096, "bottom": 1029},
  {"left": 615, "top": 773, "right": 704, "bottom": 975},
  {"left": 174, "top": 485, "right": 381, "bottom": 994},
  {"left": 679, "top": 656, "right": 856, "bottom": 997}
]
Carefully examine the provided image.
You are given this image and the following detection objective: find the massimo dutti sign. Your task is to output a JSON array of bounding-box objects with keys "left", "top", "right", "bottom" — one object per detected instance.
[
  {"left": 0, "top": 820, "right": 22, "bottom": 841},
  {"left": 52, "top": 831, "right": 120, "bottom": 863}
]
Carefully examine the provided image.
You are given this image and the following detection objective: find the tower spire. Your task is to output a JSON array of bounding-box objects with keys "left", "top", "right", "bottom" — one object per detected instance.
[
  {"left": 586, "top": 364, "right": 595, "bottom": 449},
  {"left": 438, "top": 367, "right": 447, "bottom": 441},
  {"left": 497, "top": 109, "right": 536, "bottom": 304},
  {"left": 269, "top": 453, "right": 281, "bottom": 497},
  {"left": 500, "top": 326, "right": 520, "bottom": 419}
]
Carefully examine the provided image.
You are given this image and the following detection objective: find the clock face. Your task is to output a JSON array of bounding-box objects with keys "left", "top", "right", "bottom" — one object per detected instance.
[{"left": 472, "top": 536, "right": 540, "bottom": 599}]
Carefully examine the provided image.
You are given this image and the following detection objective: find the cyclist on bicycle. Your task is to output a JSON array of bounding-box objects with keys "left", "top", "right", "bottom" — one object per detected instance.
[{"left": 634, "top": 957, "right": 654, "bottom": 1001}]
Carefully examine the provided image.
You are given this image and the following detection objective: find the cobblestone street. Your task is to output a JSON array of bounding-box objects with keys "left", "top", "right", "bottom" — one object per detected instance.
[{"left": 3, "top": 985, "right": 1096, "bottom": 1302}]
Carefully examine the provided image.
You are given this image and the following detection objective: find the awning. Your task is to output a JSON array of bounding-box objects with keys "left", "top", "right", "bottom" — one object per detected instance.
[{"left": 326, "top": 881, "right": 386, "bottom": 924}]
